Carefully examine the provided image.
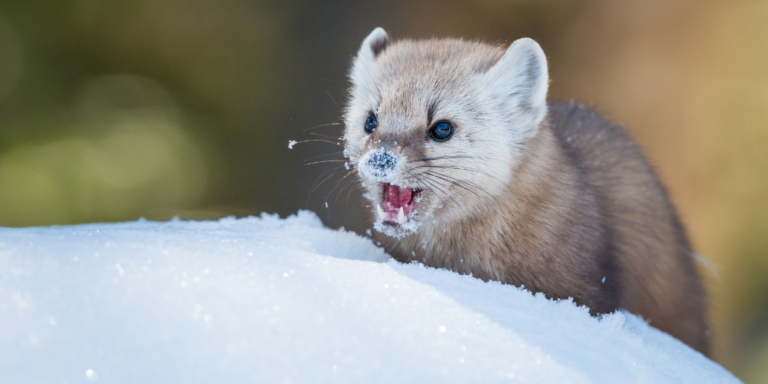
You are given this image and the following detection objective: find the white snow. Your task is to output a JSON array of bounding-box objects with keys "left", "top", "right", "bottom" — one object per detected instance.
[{"left": 0, "top": 210, "right": 740, "bottom": 383}]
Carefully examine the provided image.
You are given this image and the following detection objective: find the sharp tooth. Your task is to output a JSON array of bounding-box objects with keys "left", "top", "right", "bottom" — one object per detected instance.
[
  {"left": 397, "top": 207, "right": 406, "bottom": 223},
  {"left": 376, "top": 204, "right": 386, "bottom": 220}
]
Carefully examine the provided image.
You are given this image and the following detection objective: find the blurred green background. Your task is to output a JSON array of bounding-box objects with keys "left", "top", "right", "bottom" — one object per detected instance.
[{"left": 0, "top": 0, "right": 766, "bottom": 380}]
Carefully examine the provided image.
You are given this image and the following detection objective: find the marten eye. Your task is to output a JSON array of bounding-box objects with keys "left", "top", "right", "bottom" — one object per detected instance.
[
  {"left": 364, "top": 113, "right": 378, "bottom": 134},
  {"left": 428, "top": 121, "right": 454, "bottom": 142}
]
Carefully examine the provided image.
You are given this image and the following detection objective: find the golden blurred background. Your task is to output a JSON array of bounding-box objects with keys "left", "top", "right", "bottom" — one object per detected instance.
[{"left": 0, "top": 0, "right": 766, "bottom": 380}]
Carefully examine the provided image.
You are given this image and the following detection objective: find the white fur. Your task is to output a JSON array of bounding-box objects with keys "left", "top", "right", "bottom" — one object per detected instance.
[{"left": 347, "top": 28, "right": 388, "bottom": 124}]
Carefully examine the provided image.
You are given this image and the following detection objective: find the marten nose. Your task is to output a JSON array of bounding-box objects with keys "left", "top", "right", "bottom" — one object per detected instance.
[{"left": 364, "top": 150, "right": 398, "bottom": 178}]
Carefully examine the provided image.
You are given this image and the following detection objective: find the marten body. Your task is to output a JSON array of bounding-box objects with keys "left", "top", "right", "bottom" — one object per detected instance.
[{"left": 342, "top": 28, "right": 709, "bottom": 355}]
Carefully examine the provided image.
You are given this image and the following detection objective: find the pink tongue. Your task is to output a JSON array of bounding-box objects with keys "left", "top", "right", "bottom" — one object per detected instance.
[
  {"left": 386, "top": 184, "right": 399, "bottom": 211},
  {"left": 383, "top": 183, "right": 414, "bottom": 217},
  {"left": 399, "top": 187, "right": 412, "bottom": 207}
]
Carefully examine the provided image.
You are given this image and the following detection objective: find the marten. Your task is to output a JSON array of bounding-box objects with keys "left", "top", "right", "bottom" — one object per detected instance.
[{"left": 342, "top": 28, "right": 709, "bottom": 355}]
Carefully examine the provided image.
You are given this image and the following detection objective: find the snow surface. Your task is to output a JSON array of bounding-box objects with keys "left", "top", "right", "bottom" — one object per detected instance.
[{"left": 0, "top": 210, "right": 740, "bottom": 383}]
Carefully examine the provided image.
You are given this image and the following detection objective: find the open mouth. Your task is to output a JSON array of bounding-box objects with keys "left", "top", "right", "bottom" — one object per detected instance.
[{"left": 376, "top": 183, "right": 421, "bottom": 226}]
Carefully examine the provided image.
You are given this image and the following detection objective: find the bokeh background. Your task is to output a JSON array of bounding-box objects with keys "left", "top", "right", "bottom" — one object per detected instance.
[{"left": 0, "top": 0, "right": 766, "bottom": 380}]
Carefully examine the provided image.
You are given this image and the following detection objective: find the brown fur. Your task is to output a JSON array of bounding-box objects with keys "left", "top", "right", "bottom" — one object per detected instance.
[{"left": 377, "top": 103, "right": 709, "bottom": 355}]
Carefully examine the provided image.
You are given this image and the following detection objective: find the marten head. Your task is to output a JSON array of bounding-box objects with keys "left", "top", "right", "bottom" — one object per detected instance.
[{"left": 343, "top": 28, "right": 549, "bottom": 237}]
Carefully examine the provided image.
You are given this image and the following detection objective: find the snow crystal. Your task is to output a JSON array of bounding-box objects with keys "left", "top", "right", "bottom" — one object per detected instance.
[
  {"left": 288, "top": 140, "right": 297, "bottom": 149},
  {"left": 86, "top": 369, "right": 99, "bottom": 381},
  {"left": 0, "top": 210, "right": 740, "bottom": 383}
]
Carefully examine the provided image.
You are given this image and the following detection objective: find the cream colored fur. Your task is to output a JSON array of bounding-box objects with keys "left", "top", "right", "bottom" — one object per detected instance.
[{"left": 345, "top": 29, "right": 548, "bottom": 234}]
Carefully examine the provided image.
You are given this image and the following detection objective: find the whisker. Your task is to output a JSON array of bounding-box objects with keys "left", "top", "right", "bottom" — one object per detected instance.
[
  {"left": 419, "top": 176, "right": 474, "bottom": 218},
  {"left": 412, "top": 155, "right": 496, "bottom": 162},
  {"left": 304, "top": 151, "right": 345, "bottom": 162},
  {"left": 305, "top": 164, "right": 344, "bottom": 207},
  {"left": 422, "top": 171, "right": 500, "bottom": 207},
  {"left": 418, "top": 178, "right": 448, "bottom": 207},
  {"left": 309, "top": 132, "right": 344, "bottom": 141},
  {"left": 333, "top": 175, "right": 360, "bottom": 208},
  {"left": 335, "top": 168, "right": 359, "bottom": 184},
  {"left": 310, "top": 165, "right": 348, "bottom": 194},
  {"left": 325, "top": 90, "right": 341, "bottom": 109},
  {"left": 409, "top": 164, "right": 493, "bottom": 178},
  {"left": 345, "top": 179, "right": 363, "bottom": 205},
  {"left": 305, "top": 159, "right": 353, "bottom": 166},
  {"left": 292, "top": 139, "right": 345, "bottom": 148},
  {"left": 323, "top": 169, "right": 357, "bottom": 204},
  {"left": 302, "top": 122, "right": 342, "bottom": 132}
]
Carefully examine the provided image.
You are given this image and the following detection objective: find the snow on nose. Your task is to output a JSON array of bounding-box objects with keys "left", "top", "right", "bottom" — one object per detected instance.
[{"left": 364, "top": 150, "right": 398, "bottom": 179}]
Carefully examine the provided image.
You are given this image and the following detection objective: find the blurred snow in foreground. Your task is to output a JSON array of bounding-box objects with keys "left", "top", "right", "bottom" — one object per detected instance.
[{"left": 0, "top": 211, "right": 740, "bottom": 383}]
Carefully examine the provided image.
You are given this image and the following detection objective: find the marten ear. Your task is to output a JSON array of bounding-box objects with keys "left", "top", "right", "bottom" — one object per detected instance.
[
  {"left": 350, "top": 28, "right": 389, "bottom": 86},
  {"left": 484, "top": 38, "right": 549, "bottom": 130},
  {"left": 358, "top": 27, "right": 389, "bottom": 60}
]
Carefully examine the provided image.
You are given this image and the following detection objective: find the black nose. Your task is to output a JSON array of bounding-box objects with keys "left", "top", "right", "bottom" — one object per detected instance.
[{"left": 365, "top": 150, "right": 398, "bottom": 177}]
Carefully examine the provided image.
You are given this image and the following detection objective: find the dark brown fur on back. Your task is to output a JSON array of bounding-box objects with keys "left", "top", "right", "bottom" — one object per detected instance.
[{"left": 549, "top": 101, "right": 709, "bottom": 354}]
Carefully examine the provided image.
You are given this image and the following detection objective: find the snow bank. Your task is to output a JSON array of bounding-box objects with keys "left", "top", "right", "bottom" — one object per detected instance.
[{"left": 0, "top": 211, "right": 739, "bottom": 383}]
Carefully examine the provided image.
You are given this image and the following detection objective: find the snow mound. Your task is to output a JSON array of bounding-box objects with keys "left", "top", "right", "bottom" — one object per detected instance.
[{"left": 0, "top": 210, "right": 740, "bottom": 383}]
